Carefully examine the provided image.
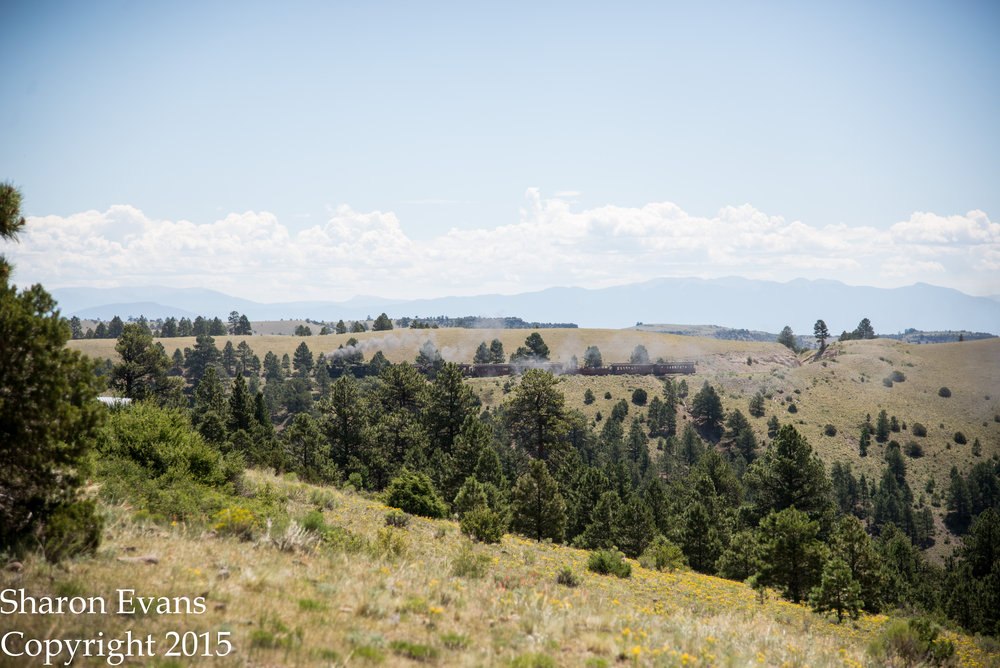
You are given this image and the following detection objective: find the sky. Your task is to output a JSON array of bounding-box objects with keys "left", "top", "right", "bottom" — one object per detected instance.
[{"left": 2, "top": 0, "right": 999, "bottom": 303}]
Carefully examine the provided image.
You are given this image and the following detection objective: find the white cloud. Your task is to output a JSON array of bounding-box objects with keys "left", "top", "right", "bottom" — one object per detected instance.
[{"left": 3, "top": 190, "right": 998, "bottom": 301}]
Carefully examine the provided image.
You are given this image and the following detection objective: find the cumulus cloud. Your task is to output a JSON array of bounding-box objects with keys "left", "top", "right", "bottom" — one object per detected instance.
[{"left": 2, "top": 190, "right": 998, "bottom": 300}]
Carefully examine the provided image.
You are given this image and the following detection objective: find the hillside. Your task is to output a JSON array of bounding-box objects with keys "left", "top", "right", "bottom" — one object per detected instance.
[{"left": 4, "top": 471, "right": 997, "bottom": 667}]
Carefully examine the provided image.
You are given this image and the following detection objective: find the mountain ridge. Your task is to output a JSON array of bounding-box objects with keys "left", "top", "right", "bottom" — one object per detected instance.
[{"left": 52, "top": 277, "right": 1000, "bottom": 335}]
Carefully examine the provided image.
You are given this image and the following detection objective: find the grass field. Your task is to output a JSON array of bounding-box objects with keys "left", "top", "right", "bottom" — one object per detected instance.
[{"left": 5, "top": 471, "right": 998, "bottom": 667}]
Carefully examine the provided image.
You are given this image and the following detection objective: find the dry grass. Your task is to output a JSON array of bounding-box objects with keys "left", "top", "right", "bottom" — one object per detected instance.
[{"left": 6, "top": 470, "right": 998, "bottom": 667}]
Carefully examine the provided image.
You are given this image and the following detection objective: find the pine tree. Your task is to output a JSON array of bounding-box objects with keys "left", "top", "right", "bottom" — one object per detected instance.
[
  {"left": 875, "top": 409, "right": 890, "bottom": 443},
  {"left": 809, "top": 558, "right": 863, "bottom": 622},
  {"left": 372, "top": 312, "right": 393, "bottom": 331},
  {"left": 777, "top": 325, "right": 796, "bottom": 350},
  {"left": 583, "top": 345, "right": 603, "bottom": 368},
  {"left": 489, "top": 338, "right": 505, "bottom": 363},
  {"left": 335, "top": 319, "right": 347, "bottom": 335},
  {"left": 511, "top": 460, "right": 567, "bottom": 542},
  {"left": 814, "top": 319, "right": 830, "bottom": 351},
  {"left": 1, "top": 183, "right": 105, "bottom": 554},
  {"left": 691, "top": 381, "right": 724, "bottom": 438},
  {"left": 110, "top": 323, "right": 175, "bottom": 403},
  {"left": 293, "top": 341, "right": 314, "bottom": 377},
  {"left": 221, "top": 340, "right": 237, "bottom": 376},
  {"left": 473, "top": 341, "right": 491, "bottom": 364},
  {"left": 505, "top": 369, "right": 568, "bottom": 462},
  {"left": 629, "top": 344, "right": 650, "bottom": 364},
  {"left": 754, "top": 507, "right": 827, "bottom": 602},
  {"left": 578, "top": 490, "right": 621, "bottom": 549},
  {"left": 228, "top": 373, "right": 254, "bottom": 434},
  {"left": 614, "top": 495, "right": 655, "bottom": 558},
  {"left": 743, "top": 424, "right": 833, "bottom": 525}
]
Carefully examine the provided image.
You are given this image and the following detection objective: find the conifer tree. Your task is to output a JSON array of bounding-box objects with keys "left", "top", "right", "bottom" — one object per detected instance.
[
  {"left": 228, "top": 373, "right": 254, "bottom": 434},
  {"left": 511, "top": 459, "right": 566, "bottom": 542},
  {"left": 809, "top": 558, "right": 863, "bottom": 622},
  {"left": 754, "top": 507, "right": 827, "bottom": 602}
]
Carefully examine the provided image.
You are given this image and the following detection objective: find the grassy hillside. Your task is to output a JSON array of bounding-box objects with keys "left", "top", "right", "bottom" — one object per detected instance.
[
  {"left": 70, "top": 329, "right": 1000, "bottom": 553},
  {"left": 5, "top": 471, "right": 997, "bottom": 667}
]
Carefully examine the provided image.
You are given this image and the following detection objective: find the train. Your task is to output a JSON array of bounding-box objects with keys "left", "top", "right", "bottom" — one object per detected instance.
[{"left": 415, "top": 361, "right": 696, "bottom": 377}]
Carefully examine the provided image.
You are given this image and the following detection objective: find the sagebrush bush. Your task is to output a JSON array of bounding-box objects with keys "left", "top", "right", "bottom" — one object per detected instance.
[
  {"left": 953, "top": 431, "right": 967, "bottom": 445},
  {"left": 912, "top": 423, "right": 927, "bottom": 437},
  {"left": 587, "top": 548, "right": 631, "bottom": 578},
  {"left": 890, "top": 370, "right": 906, "bottom": 382},
  {"left": 824, "top": 424, "right": 837, "bottom": 437},
  {"left": 904, "top": 441, "right": 924, "bottom": 458},
  {"left": 938, "top": 387, "right": 951, "bottom": 398},
  {"left": 372, "top": 527, "right": 408, "bottom": 560},
  {"left": 384, "top": 509, "right": 411, "bottom": 528}
]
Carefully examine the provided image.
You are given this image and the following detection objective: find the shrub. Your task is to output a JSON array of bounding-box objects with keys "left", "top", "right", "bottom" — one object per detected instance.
[
  {"left": 604, "top": 391, "right": 612, "bottom": 400},
  {"left": 383, "top": 469, "right": 447, "bottom": 518},
  {"left": 938, "top": 387, "right": 951, "bottom": 398},
  {"left": 912, "top": 423, "right": 927, "bottom": 437},
  {"left": 586, "top": 548, "right": 631, "bottom": 578},
  {"left": 787, "top": 403, "right": 798, "bottom": 413},
  {"left": 214, "top": 507, "right": 257, "bottom": 540},
  {"left": 555, "top": 566, "right": 580, "bottom": 587},
  {"left": 882, "top": 377, "right": 893, "bottom": 388},
  {"left": 40, "top": 500, "right": 103, "bottom": 563},
  {"left": 638, "top": 535, "right": 686, "bottom": 572},
  {"left": 583, "top": 388, "right": 595, "bottom": 405},
  {"left": 904, "top": 441, "right": 924, "bottom": 458},
  {"left": 876, "top": 618, "right": 955, "bottom": 666},
  {"left": 953, "top": 431, "right": 967, "bottom": 445},
  {"left": 890, "top": 370, "right": 906, "bottom": 382},
  {"left": 384, "top": 510, "right": 410, "bottom": 528},
  {"left": 372, "top": 526, "right": 408, "bottom": 560},
  {"left": 451, "top": 543, "right": 492, "bottom": 578},
  {"left": 459, "top": 505, "right": 507, "bottom": 544},
  {"left": 299, "top": 509, "right": 327, "bottom": 533},
  {"left": 390, "top": 641, "right": 439, "bottom": 662},
  {"left": 631, "top": 388, "right": 647, "bottom": 406},
  {"left": 824, "top": 424, "right": 837, "bottom": 437}
]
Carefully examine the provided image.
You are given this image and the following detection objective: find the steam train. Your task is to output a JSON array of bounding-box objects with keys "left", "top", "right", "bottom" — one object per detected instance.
[{"left": 416, "top": 361, "right": 696, "bottom": 377}]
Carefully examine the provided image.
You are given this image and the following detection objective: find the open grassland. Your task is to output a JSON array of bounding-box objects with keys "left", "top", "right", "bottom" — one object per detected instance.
[{"left": 5, "top": 471, "right": 998, "bottom": 667}]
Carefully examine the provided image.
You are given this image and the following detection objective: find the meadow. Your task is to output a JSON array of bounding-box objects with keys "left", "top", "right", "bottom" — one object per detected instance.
[{"left": 5, "top": 470, "right": 999, "bottom": 667}]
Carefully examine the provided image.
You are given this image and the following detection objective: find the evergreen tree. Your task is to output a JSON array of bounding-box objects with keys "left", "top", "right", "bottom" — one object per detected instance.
[
  {"left": 177, "top": 317, "right": 193, "bottom": 337},
  {"left": 263, "top": 351, "right": 283, "bottom": 382},
  {"left": 221, "top": 340, "right": 237, "bottom": 376},
  {"left": 748, "top": 392, "right": 766, "bottom": 417},
  {"left": 777, "top": 325, "right": 796, "bottom": 350},
  {"left": 809, "top": 558, "right": 863, "bottom": 622},
  {"left": 681, "top": 499, "right": 723, "bottom": 573},
  {"left": 511, "top": 460, "right": 567, "bottom": 542},
  {"left": 614, "top": 495, "right": 656, "bottom": 558},
  {"left": 489, "top": 338, "right": 505, "bottom": 363},
  {"left": 372, "top": 312, "right": 393, "bottom": 331},
  {"left": 184, "top": 334, "right": 221, "bottom": 384},
  {"left": 679, "top": 423, "right": 704, "bottom": 468},
  {"left": 424, "top": 362, "right": 477, "bottom": 455},
  {"left": 875, "top": 409, "right": 890, "bottom": 443},
  {"left": 691, "top": 381, "right": 724, "bottom": 438},
  {"left": 110, "top": 323, "right": 176, "bottom": 403},
  {"left": 743, "top": 424, "right": 833, "bottom": 526},
  {"left": 283, "top": 413, "right": 329, "bottom": 480},
  {"left": 583, "top": 345, "right": 603, "bottom": 368},
  {"left": 160, "top": 317, "right": 178, "bottom": 338},
  {"left": 350, "top": 320, "right": 366, "bottom": 333},
  {"left": 829, "top": 515, "right": 883, "bottom": 613},
  {"left": 228, "top": 373, "right": 254, "bottom": 434},
  {"left": 235, "top": 340, "right": 254, "bottom": 375},
  {"left": 292, "top": 341, "right": 314, "bottom": 377},
  {"left": 192, "top": 367, "right": 227, "bottom": 424},
  {"left": 1, "top": 183, "right": 105, "bottom": 554},
  {"left": 754, "top": 507, "right": 827, "bottom": 602},
  {"left": 859, "top": 424, "right": 870, "bottom": 456},
  {"left": 473, "top": 341, "right": 491, "bottom": 364},
  {"left": 321, "top": 375, "right": 366, "bottom": 471},
  {"left": 504, "top": 369, "right": 568, "bottom": 462},
  {"left": 662, "top": 378, "right": 678, "bottom": 436},
  {"left": 814, "top": 319, "right": 830, "bottom": 351},
  {"left": 335, "top": 319, "right": 347, "bottom": 335},
  {"left": 578, "top": 490, "right": 621, "bottom": 549},
  {"left": 108, "top": 315, "right": 125, "bottom": 338},
  {"left": 853, "top": 318, "right": 875, "bottom": 339}
]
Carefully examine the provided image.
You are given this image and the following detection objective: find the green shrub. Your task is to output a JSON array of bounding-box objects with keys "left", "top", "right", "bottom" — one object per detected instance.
[
  {"left": 555, "top": 566, "right": 580, "bottom": 587},
  {"left": 389, "top": 640, "right": 439, "bottom": 662},
  {"left": 509, "top": 652, "right": 557, "bottom": 668},
  {"left": 371, "top": 527, "right": 408, "bottom": 560},
  {"left": 459, "top": 505, "right": 507, "bottom": 544},
  {"left": 604, "top": 391, "right": 612, "bottom": 400},
  {"left": 383, "top": 469, "right": 447, "bottom": 519},
  {"left": 953, "top": 431, "right": 967, "bottom": 445},
  {"left": 787, "top": 402, "right": 798, "bottom": 413},
  {"left": 586, "top": 548, "right": 631, "bottom": 578},
  {"left": 904, "top": 441, "right": 924, "bottom": 458},
  {"left": 938, "top": 387, "right": 951, "bottom": 398},
  {"left": 440, "top": 632, "right": 470, "bottom": 650},
  {"left": 40, "top": 500, "right": 103, "bottom": 563},
  {"left": 631, "top": 388, "right": 647, "bottom": 406},
  {"left": 882, "top": 377, "right": 894, "bottom": 388},
  {"left": 638, "top": 535, "right": 687, "bottom": 572},
  {"left": 890, "top": 370, "right": 906, "bottom": 382},
  {"left": 912, "top": 422, "right": 927, "bottom": 437},
  {"left": 583, "top": 389, "right": 595, "bottom": 405},
  {"left": 824, "top": 424, "right": 837, "bottom": 437},
  {"left": 451, "top": 543, "right": 492, "bottom": 578},
  {"left": 875, "top": 618, "right": 955, "bottom": 666},
  {"left": 299, "top": 509, "right": 327, "bottom": 533}
]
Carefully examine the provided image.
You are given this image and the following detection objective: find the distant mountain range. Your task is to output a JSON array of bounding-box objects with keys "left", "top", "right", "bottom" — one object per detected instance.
[{"left": 51, "top": 277, "right": 1000, "bottom": 335}]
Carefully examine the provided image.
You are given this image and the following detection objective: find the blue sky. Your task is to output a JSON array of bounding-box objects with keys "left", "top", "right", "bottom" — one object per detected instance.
[{"left": 2, "top": 1, "right": 998, "bottom": 302}]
